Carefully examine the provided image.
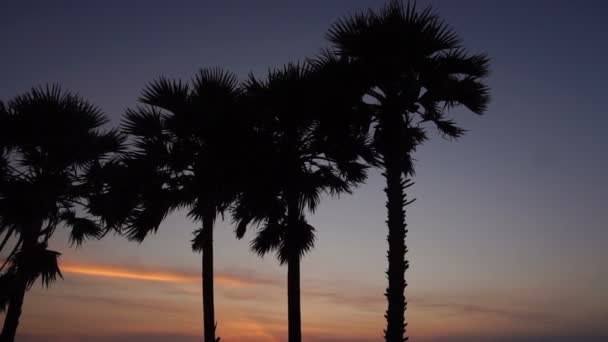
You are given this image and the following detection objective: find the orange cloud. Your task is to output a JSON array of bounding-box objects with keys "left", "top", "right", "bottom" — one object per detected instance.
[
  {"left": 60, "top": 263, "right": 276, "bottom": 288},
  {"left": 61, "top": 265, "right": 195, "bottom": 283}
]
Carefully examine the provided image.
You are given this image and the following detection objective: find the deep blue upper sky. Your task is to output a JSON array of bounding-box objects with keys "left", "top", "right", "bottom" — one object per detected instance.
[{"left": 1, "top": 1, "right": 607, "bottom": 341}]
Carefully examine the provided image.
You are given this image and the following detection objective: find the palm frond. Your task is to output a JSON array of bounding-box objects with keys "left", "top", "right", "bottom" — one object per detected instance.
[
  {"left": 326, "top": 10, "right": 370, "bottom": 58},
  {"left": 278, "top": 217, "right": 316, "bottom": 264},
  {"left": 429, "top": 49, "right": 490, "bottom": 78},
  {"left": 11, "top": 243, "right": 62, "bottom": 289},
  {"left": 234, "top": 217, "right": 250, "bottom": 240},
  {"left": 68, "top": 128, "right": 125, "bottom": 167},
  {"left": 139, "top": 77, "right": 190, "bottom": 114},
  {"left": 191, "top": 226, "right": 211, "bottom": 252},
  {"left": 433, "top": 118, "right": 466, "bottom": 139},
  {"left": 122, "top": 188, "right": 177, "bottom": 242},
  {"left": 336, "top": 160, "right": 368, "bottom": 185},
  {"left": 8, "top": 85, "right": 107, "bottom": 132},
  {"left": 122, "top": 106, "right": 165, "bottom": 138},
  {"left": 85, "top": 159, "right": 141, "bottom": 229},
  {"left": 402, "top": 153, "right": 416, "bottom": 177},
  {"left": 192, "top": 68, "right": 240, "bottom": 100},
  {"left": 60, "top": 210, "right": 103, "bottom": 246},
  {"left": 423, "top": 76, "right": 490, "bottom": 114},
  {"left": 251, "top": 220, "right": 284, "bottom": 258}
]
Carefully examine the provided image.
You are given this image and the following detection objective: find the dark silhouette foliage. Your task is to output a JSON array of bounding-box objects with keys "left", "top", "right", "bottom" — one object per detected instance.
[
  {"left": 233, "top": 59, "right": 373, "bottom": 342},
  {"left": 0, "top": 85, "right": 123, "bottom": 342}
]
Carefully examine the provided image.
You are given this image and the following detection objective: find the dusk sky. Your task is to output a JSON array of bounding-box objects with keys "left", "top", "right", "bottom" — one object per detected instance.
[{"left": 1, "top": 1, "right": 607, "bottom": 341}]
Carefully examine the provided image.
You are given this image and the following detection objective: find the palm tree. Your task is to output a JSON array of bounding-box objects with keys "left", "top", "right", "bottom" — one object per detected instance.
[
  {"left": 0, "top": 86, "right": 123, "bottom": 342},
  {"left": 327, "top": 1, "right": 491, "bottom": 341},
  {"left": 233, "top": 61, "right": 372, "bottom": 342},
  {"left": 107, "top": 68, "right": 247, "bottom": 342}
]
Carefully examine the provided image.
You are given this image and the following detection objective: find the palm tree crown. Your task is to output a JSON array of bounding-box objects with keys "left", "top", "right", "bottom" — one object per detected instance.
[
  {"left": 0, "top": 85, "right": 123, "bottom": 341},
  {"left": 94, "top": 69, "right": 247, "bottom": 239},
  {"left": 328, "top": 0, "right": 490, "bottom": 144},
  {"left": 234, "top": 60, "right": 371, "bottom": 260}
]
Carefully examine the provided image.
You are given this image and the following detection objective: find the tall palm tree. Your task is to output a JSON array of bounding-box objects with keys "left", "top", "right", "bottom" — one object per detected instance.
[
  {"left": 233, "top": 60, "right": 372, "bottom": 342},
  {"left": 327, "top": 1, "right": 491, "bottom": 341},
  {"left": 0, "top": 86, "right": 123, "bottom": 342},
  {"left": 106, "top": 68, "right": 247, "bottom": 342}
]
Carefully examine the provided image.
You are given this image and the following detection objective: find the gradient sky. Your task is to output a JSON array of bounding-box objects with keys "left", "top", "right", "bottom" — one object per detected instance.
[{"left": 1, "top": 1, "right": 607, "bottom": 341}]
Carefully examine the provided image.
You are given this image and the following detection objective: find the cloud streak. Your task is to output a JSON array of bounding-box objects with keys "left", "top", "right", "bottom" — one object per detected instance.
[
  {"left": 301, "top": 289, "right": 556, "bottom": 323},
  {"left": 31, "top": 292, "right": 189, "bottom": 315},
  {"left": 60, "top": 262, "right": 279, "bottom": 288},
  {"left": 411, "top": 298, "right": 556, "bottom": 322},
  {"left": 303, "top": 288, "right": 383, "bottom": 312},
  {"left": 61, "top": 265, "right": 195, "bottom": 283}
]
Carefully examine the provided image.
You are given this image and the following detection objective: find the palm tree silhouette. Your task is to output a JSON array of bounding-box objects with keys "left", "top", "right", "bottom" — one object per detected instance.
[
  {"left": 113, "top": 69, "right": 248, "bottom": 342},
  {"left": 327, "top": 1, "right": 491, "bottom": 341},
  {"left": 233, "top": 60, "right": 372, "bottom": 342},
  {"left": 0, "top": 86, "right": 123, "bottom": 342}
]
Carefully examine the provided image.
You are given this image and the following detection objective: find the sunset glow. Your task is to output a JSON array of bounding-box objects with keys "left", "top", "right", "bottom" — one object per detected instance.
[{"left": 2, "top": 1, "right": 607, "bottom": 342}]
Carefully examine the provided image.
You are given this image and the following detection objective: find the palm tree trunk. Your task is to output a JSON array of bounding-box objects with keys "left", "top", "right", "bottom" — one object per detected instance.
[
  {"left": 286, "top": 192, "right": 302, "bottom": 342},
  {"left": 1, "top": 225, "right": 38, "bottom": 342},
  {"left": 202, "top": 214, "right": 216, "bottom": 342},
  {"left": 1, "top": 273, "right": 27, "bottom": 342},
  {"left": 382, "top": 118, "right": 409, "bottom": 342},
  {"left": 287, "top": 253, "right": 301, "bottom": 342}
]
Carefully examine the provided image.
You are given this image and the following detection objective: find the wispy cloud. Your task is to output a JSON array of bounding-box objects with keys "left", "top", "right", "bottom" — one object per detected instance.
[
  {"left": 30, "top": 292, "right": 189, "bottom": 315},
  {"left": 410, "top": 297, "right": 556, "bottom": 322},
  {"left": 61, "top": 264, "right": 196, "bottom": 283},
  {"left": 301, "top": 289, "right": 556, "bottom": 322},
  {"left": 60, "top": 262, "right": 279, "bottom": 288},
  {"left": 303, "top": 289, "right": 383, "bottom": 311}
]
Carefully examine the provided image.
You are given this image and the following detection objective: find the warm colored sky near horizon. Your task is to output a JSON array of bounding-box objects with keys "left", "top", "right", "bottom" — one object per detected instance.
[{"left": 1, "top": 1, "right": 607, "bottom": 341}]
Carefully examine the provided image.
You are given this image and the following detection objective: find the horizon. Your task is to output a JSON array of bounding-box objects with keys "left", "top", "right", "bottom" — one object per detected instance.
[{"left": 1, "top": 1, "right": 607, "bottom": 341}]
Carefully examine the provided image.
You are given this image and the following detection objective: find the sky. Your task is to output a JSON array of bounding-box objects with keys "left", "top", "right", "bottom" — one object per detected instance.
[{"left": 1, "top": 0, "right": 607, "bottom": 341}]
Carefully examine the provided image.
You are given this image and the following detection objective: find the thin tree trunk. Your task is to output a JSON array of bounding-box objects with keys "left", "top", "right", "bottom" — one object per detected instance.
[
  {"left": 1, "top": 224, "right": 38, "bottom": 342},
  {"left": 284, "top": 125, "right": 302, "bottom": 342},
  {"left": 202, "top": 214, "right": 216, "bottom": 342},
  {"left": 287, "top": 254, "right": 301, "bottom": 342},
  {"left": 1, "top": 272, "right": 27, "bottom": 342},
  {"left": 382, "top": 116, "right": 409, "bottom": 342},
  {"left": 286, "top": 191, "right": 302, "bottom": 342}
]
